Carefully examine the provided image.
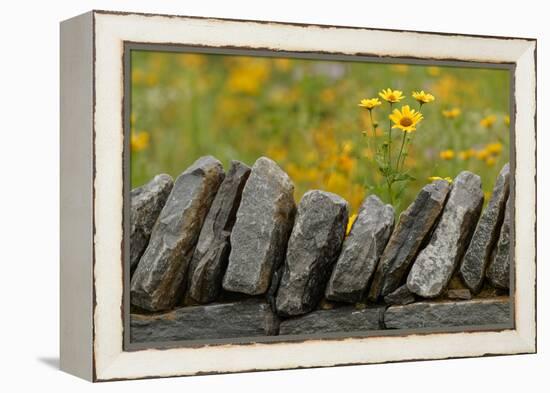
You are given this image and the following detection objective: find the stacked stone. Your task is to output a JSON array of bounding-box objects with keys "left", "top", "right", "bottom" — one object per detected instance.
[{"left": 129, "top": 158, "right": 512, "bottom": 343}]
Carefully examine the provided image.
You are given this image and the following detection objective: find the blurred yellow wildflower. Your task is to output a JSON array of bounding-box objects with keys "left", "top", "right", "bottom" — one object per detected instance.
[
  {"left": 325, "top": 172, "right": 348, "bottom": 195},
  {"left": 321, "top": 88, "right": 336, "bottom": 104},
  {"left": 266, "top": 145, "right": 288, "bottom": 162},
  {"left": 145, "top": 73, "right": 158, "bottom": 87},
  {"left": 458, "top": 148, "right": 476, "bottom": 160},
  {"left": 504, "top": 115, "right": 511, "bottom": 126},
  {"left": 338, "top": 154, "right": 356, "bottom": 174},
  {"left": 132, "top": 69, "right": 145, "bottom": 85},
  {"left": 131, "top": 131, "right": 150, "bottom": 152},
  {"left": 227, "top": 60, "right": 270, "bottom": 95},
  {"left": 178, "top": 54, "right": 206, "bottom": 69},
  {"left": 379, "top": 88, "right": 405, "bottom": 103},
  {"left": 442, "top": 108, "right": 461, "bottom": 119},
  {"left": 389, "top": 105, "right": 423, "bottom": 133},
  {"left": 346, "top": 214, "right": 358, "bottom": 235},
  {"left": 432, "top": 75, "right": 458, "bottom": 102},
  {"left": 476, "top": 149, "right": 490, "bottom": 160},
  {"left": 391, "top": 64, "right": 409, "bottom": 74},
  {"left": 486, "top": 142, "right": 503, "bottom": 155},
  {"left": 342, "top": 140, "right": 354, "bottom": 154},
  {"left": 274, "top": 58, "right": 291, "bottom": 72},
  {"left": 427, "top": 66, "right": 441, "bottom": 77},
  {"left": 480, "top": 115, "right": 497, "bottom": 129},
  {"left": 439, "top": 149, "right": 455, "bottom": 160},
  {"left": 428, "top": 176, "right": 453, "bottom": 183},
  {"left": 412, "top": 90, "right": 435, "bottom": 104},
  {"left": 358, "top": 98, "right": 382, "bottom": 110},
  {"left": 485, "top": 156, "right": 497, "bottom": 166}
]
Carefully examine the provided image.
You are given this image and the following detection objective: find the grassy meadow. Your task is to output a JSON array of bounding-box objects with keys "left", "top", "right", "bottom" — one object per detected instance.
[{"left": 130, "top": 50, "right": 511, "bottom": 216}]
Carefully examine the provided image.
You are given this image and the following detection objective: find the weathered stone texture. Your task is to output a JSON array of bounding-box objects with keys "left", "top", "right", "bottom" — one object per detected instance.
[
  {"left": 384, "top": 285, "right": 415, "bottom": 306},
  {"left": 186, "top": 161, "right": 251, "bottom": 304},
  {"left": 130, "top": 156, "right": 225, "bottom": 311},
  {"left": 368, "top": 180, "right": 450, "bottom": 302},
  {"left": 407, "top": 172, "right": 484, "bottom": 298},
  {"left": 130, "top": 300, "right": 279, "bottom": 343},
  {"left": 486, "top": 197, "right": 511, "bottom": 289},
  {"left": 130, "top": 174, "right": 173, "bottom": 273},
  {"left": 384, "top": 297, "right": 511, "bottom": 329},
  {"left": 222, "top": 157, "right": 296, "bottom": 295},
  {"left": 325, "top": 195, "right": 394, "bottom": 303},
  {"left": 276, "top": 190, "right": 348, "bottom": 316},
  {"left": 446, "top": 288, "right": 472, "bottom": 300},
  {"left": 279, "top": 306, "right": 384, "bottom": 335},
  {"left": 460, "top": 164, "right": 510, "bottom": 293}
]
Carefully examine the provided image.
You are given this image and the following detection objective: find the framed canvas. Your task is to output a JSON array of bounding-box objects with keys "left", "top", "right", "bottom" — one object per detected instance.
[{"left": 60, "top": 10, "right": 537, "bottom": 382}]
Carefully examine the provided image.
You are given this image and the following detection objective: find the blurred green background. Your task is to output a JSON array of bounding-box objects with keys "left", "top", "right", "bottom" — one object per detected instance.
[{"left": 130, "top": 50, "right": 510, "bottom": 215}]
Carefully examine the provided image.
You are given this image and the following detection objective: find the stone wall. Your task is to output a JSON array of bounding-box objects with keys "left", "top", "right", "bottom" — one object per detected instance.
[{"left": 129, "top": 156, "right": 511, "bottom": 343}]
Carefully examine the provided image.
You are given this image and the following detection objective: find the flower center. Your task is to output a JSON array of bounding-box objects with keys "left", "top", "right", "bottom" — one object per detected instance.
[
  {"left": 400, "top": 117, "right": 413, "bottom": 127},
  {"left": 388, "top": 94, "right": 396, "bottom": 101}
]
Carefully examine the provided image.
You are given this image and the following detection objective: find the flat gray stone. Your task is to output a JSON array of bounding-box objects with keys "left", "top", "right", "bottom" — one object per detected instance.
[
  {"left": 279, "top": 306, "right": 384, "bottom": 335},
  {"left": 407, "top": 171, "right": 484, "bottom": 298},
  {"left": 369, "top": 180, "right": 450, "bottom": 301},
  {"left": 384, "top": 297, "right": 511, "bottom": 329},
  {"left": 130, "top": 300, "right": 279, "bottom": 343},
  {"left": 326, "top": 195, "right": 394, "bottom": 303},
  {"left": 384, "top": 285, "right": 415, "bottom": 305},
  {"left": 486, "top": 197, "right": 511, "bottom": 289},
  {"left": 186, "top": 161, "right": 251, "bottom": 304},
  {"left": 267, "top": 264, "right": 284, "bottom": 313},
  {"left": 130, "top": 174, "right": 173, "bottom": 274},
  {"left": 276, "top": 190, "right": 349, "bottom": 316},
  {"left": 446, "top": 288, "right": 472, "bottom": 300},
  {"left": 223, "top": 157, "right": 296, "bottom": 295},
  {"left": 130, "top": 156, "right": 225, "bottom": 311},
  {"left": 460, "top": 164, "right": 510, "bottom": 293}
]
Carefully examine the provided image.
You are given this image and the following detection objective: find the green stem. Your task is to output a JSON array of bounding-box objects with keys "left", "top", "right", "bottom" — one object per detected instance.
[
  {"left": 396, "top": 131, "right": 407, "bottom": 172},
  {"left": 388, "top": 102, "right": 393, "bottom": 168},
  {"left": 369, "top": 109, "right": 377, "bottom": 155},
  {"left": 386, "top": 177, "right": 393, "bottom": 205}
]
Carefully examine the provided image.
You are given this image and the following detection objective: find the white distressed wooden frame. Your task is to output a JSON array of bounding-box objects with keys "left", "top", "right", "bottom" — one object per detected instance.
[{"left": 60, "top": 10, "right": 536, "bottom": 382}]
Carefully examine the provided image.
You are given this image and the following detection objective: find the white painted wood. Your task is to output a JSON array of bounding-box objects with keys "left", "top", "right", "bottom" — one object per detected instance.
[{"left": 59, "top": 11, "right": 95, "bottom": 382}]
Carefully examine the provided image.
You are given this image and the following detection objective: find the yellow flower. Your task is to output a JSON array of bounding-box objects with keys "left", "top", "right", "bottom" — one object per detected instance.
[
  {"left": 504, "top": 115, "right": 510, "bottom": 126},
  {"left": 412, "top": 90, "right": 435, "bottom": 104},
  {"left": 442, "top": 108, "right": 461, "bottom": 119},
  {"left": 439, "top": 149, "right": 455, "bottom": 160},
  {"left": 486, "top": 142, "right": 503, "bottom": 155},
  {"left": 428, "top": 176, "right": 453, "bottom": 183},
  {"left": 389, "top": 105, "right": 423, "bottom": 133},
  {"left": 358, "top": 97, "right": 382, "bottom": 110},
  {"left": 379, "top": 88, "right": 405, "bottom": 103},
  {"left": 480, "top": 115, "right": 497, "bottom": 128},
  {"left": 476, "top": 149, "right": 490, "bottom": 160},
  {"left": 458, "top": 148, "right": 476, "bottom": 160},
  {"left": 346, "top": 214, "right": 357, "bottom": 235},
  {"left": 485, "top": 156, "right": 497, "bottom": 166},
  {"left": 131, "top": 131, "right": 150, "bottom": 152}
]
